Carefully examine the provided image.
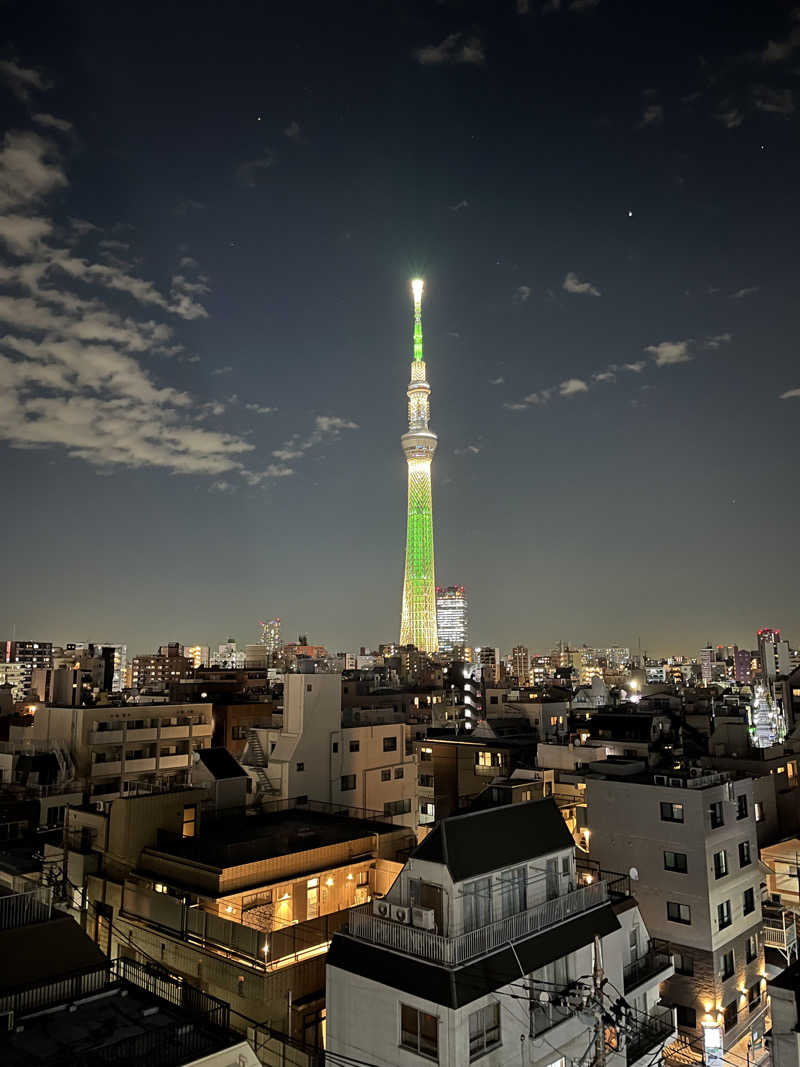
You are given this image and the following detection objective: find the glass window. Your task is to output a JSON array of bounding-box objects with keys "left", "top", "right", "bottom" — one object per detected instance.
[
  {"left": 710, "top": 801, "right": 724, "bottom": 829},
  {"left": 675, "top": 1005, "right": 696, "bottom": 1029},
  {"left": 463, "top": 876, "right": 493, "bottom": 932},
  {"left": 748, "top": 982, "right": 761, "bottom": 1012},
  {"left": 737, "top": 795, "right": 748, "bottom": 820},
  {"left": 746, "top": 935, "right": 758, "bottom": 963},
  {"left": 349, "top": 740, "right": 360, "bottom": 753},
  {"left": 718, "top": 900, "right": 732, "bottom": 929},
  {"left": 674, "top": 953, "right": 694, "bottom": 976},
  {"left": 400, "top": 1004, "right": 438, "bottom": 1059},
  {"left": 739, "top": 841, "right": 752, "bottom": 867},
  {"left": 743, "top": 887, "right": 755, "bottom": 915},
  {"left": 499, "top": 866, "right": 526, "bottom": 918},
  {"left": 721, "top": 949, "right": 734, "bottom": 980},
  {"left": 664, "top": 851, "right": 688, "bottom": 873},
  {"left": 381, "top": 769, "right": 391, "bottom": 782},
  {"left": 660, "top": 801, "right": 684, "bottom": 823},
  {"left": 395, "top": 767, "right": 404, "bottom": 779},
  {"left": 340, "top": 774, "right": 356, "bottom": 791},
  {"left": 723, "top": 1000, "right": 738, "bottom": 1030},
  {"left": 667, "top": 901, "right": 691, "bottom": 924},
  {"left": 182, "top": 805, "right": 196, "bottom": 838},
  {"left": 754, "top": 801, "right": 764, "bottom": 822},
  {"left": 713, "top": 850, "right": 728, "bottom": 878},
  {"left": 383, "top": 736, "right": 398, "bottom": 752},
  {"left": 296, "top": 762, "right": 304, "bottom": 772},
  {"left": 469, "top": 1002, "right": 501, "bottom": 1059},
  {"left": 332, "top": 742, "right": 339, "bottom": 753}
]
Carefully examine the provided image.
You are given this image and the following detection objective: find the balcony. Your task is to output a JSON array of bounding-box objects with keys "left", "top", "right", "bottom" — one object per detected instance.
[
  {"left": 159, "top": 724, "right": 191, "bottom": 739},
  {"left": 127, "top": 727, "right": 158, "bottom": 742},
  {"left": 159, "top": 753, "right": 190, "bottom": 769},
  {"left": 123, "top": 757, "right": 157, "bottom": 773},
  {"left": 624, "top": 940, "right": 674, "bottom": 993},
  {"left": 347, "top": 880, "right": 609, "bottom": 968},
  {"left": 191, "top": 720, "right": 213, "bottom": 736},
  {"left": 626, "top": 1004, "right": 676, "bottom": 1065},
  {"left": 91, "top": 760, "right": 122, "bottom": 777},
  {"left": 89, "top": 729, "right": 124, "bottom": 745}
]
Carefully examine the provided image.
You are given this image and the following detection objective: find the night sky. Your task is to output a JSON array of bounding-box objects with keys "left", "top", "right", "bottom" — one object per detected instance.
[{"left": 1, "top": 0, "right": 798, "bottom": 657}]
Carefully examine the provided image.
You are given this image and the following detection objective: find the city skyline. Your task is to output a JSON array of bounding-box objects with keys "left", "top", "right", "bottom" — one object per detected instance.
[{"left": 1, "top": 0, "right": 799, "bottom": 653}]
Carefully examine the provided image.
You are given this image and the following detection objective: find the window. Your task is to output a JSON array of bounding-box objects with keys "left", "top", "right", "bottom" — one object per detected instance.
[
  {"left": 296, "top": 762, "right": 304, "bottom": 772},
  {"left": 340, "top": 775, "right": 356, "bottom": 792},
  {"left": 499, "top": 866, "right": 526, "bottom": 918},
  {"left": 182, "top": 804, "right": 196, "bottom": 838},
  {"left": 489, "top": 696, "right": 498, "bottom": 705},
  {"left": 469, "top": 1002, "right": 501, "bottom": 1059},
  {"left": 667, "top": 901, "right": 691, "bottom": 924},
  {"left": 400, "top": 1005, "right": 438, "bottom": 1059},
  {"left": 675, "top": 1005, "right": 696, "bottom": 1029},
  {"left": 349, "top": 740, "right": 360, "bottom": 753},
  {"left": 384, "top": 798, "right": 411, "bottom": 816},
  {"left": 710, "top": 801, "right": 724, "bottom": 829},
  {"left": 660, "top": 801, "right": 684, "bottom": 823},
  {"left": 381, "top": 769, "right": 391, "bottom": 782},
  {"left": 718, "top": 900, "right": 732, "bottom": 929},
  {"left": 723, "top": 999, "right": 738, "bottom": 1030},
  {"left": 383, "top": 736, "right": 398, "bottom": 752},
  {"left": 748, "top": 982, "right": 762, "bottom": 1013},
  {"left": 463, "top": 876, "right": 493, "bottom": 932},
  {"left": 332, "top": 742, "right": 339, "bottom": 753},
  {"left": 739, "top": 841, "right": 752, "bottom": 867},
  {"left": 746, "top": 935, "right": 758, "bottom": 963},
  {"left": 743, "top": 887, "right": 755, "bottom": 915},
  {"left": 394, "top": 767, "right": 404, "bottom": 779},
  {"left": 420, "top": 747, "right": 433, "bottom": 762},
  {"left": 562, "top": 856, "right": 571, "bottom": 875},
  {"left": 737, "top": 795, "right": 748, "bottom": 820},
  {"left": 721, "top": 949, "right": 735, "bottom": 980},
  {"left": 674, "top": 953, "right": 694, "bottom": 976},
  {"left": 664, "top": 851, "right": 688, "bottom": 873},
  {"left": 545, "top": 1060, "right": 566, "bottom": 1067},
  {"left": 713, "top": 850, "right": 728, "bottom": 878},
  {"left": 306, "top": 684, "right": 313, "bottom": 692},
  {"left": 476, "top": 751, "right": 496, "bottom": 768},
  {"left": 419, "top": 774, "right": 434, "bottom": 787},
  {"left": 754, "top": 801, "right": 764, "bottom": 823}
]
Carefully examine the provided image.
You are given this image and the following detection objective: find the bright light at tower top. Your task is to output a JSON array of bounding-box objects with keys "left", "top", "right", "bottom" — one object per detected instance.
[{"left": 411, "top": 278, "right": 424, "bottom": 302}]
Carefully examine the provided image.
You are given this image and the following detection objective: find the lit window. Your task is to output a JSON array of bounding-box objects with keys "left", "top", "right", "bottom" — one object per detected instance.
[{"left": 182, "top": 805, "right": 196, "bottom": 838}]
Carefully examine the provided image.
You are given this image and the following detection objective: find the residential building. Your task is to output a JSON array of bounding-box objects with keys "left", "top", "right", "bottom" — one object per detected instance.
[
  {"left": 182, "top": 644, "right": 210, "bottom": 669},
  {"left": 585, "top": 764, "right": 766, "bottom": 1055},
  {"left": 0, "top": 663, "right": 29, "bottom": 702},
  {"left": 131, "top": 648, "right": 193, "bottom": 690},
  {"left": 475, "top": 646, "right": 500, "bottom": 684},
  {"left": 214, "top": 638, "right": 246, "bottom": 668},
  {"left": 511, "top": 644, "right": 530, "bottom": 684},
  {"left": 327, "top": 797, "right": 675, "bottom": 1067},
  {"left": 700, "top": 645, "right": 714, "bottom": 685},
  {"left": 734, "top": 647, "right": 753, "bottom": 685},
  {"left": 435, "top": 586, "right": 468, "bottom": 655},
  {"left": 0, "top": 640, "right": 52, "bottom": 698},
  {"left": 259, "top": 617, "right": 281, "bottom": 656}
]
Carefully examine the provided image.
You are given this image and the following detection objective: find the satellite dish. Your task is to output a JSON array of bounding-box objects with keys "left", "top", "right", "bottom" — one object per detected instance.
[{"left": 629, "top": 867, "right": 639, "bottom": 881}]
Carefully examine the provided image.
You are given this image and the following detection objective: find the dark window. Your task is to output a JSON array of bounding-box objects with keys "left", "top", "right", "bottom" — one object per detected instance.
[
  {"left": 383, "top": 736, "right": 398, "bottom": 752},
  {"left": 349, "top": 740, "right": 360, "bottom": 753},
  {"left": 660, "top": 802, "right": 684, "bottom": 823},
  {"left": 739, "top": 841, "right": 752, "bottom": 867},
  {"left": 332, "top": 742, "right": 339, "bottom": 753},
  {"left": 710, "top": 801, "right": 724, "bottom": 829},
  {"left": 400, "top": 1004, "right": 438, "bottom": 1059},
  {"left": 714, "top": 850, "right": 728, "bottom": 878},
  {"left": 296, "top": 762, "right": 304, "bottom": 772},
  {"left": 748, "top": 982, "right": 762, "bottom": 1013},
  {"left": 381, "top": 769, "right": 391, "bottom": 782},
  {"left": 737, "top": 795, "right": 748, "bottom": 820},
  {"left": 385, "top": 798, "right": 412, "bottom": 816},
  {"left": 718, "top": 900, "right": 732, "bottom": 929},
  {"left": 489, "top": 696, "right": 498, "bottom": 705},
  {"left": 306, "top": 684, "right": 313, "bottom": 692},
  {"left": 723, "top": 1000, "right": 738, "bottom": 1030},
  {"left": 743, "top": 887, "right": 755, "bottom": 915},
  {"left": 667, "top": 901, "right": 691, "bottom": 924},
  {"left": 746, "top": 936, "right": 758, "bottom": 963},
  {"left": 674, "top": 953, "right": 694, "bottom": 976},
  {"left": 675, "top": 1005, "right": 697, "bottom": 1029},
  {"left": 469, "top": 1002, "right": 501, "bottom": 1060},
  {"left": 721, "top": 950, "right": 735, "bottom": 980},
  {"left": 419, "top": 774, "right": 434, "bottom": 787},
  {"left": 340, "top": 775, "right": 356, "bottom": 791},
  {"left": 394, "top": 767, "right": 404, "bottom": 779},
  {"left": 664, "top": 851, "right": 688, "bottom": 873}
]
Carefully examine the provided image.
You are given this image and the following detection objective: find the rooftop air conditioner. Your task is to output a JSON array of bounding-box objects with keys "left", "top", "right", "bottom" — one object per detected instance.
[
  {"left": 411, "top": 906, "right": 436, "bottom": 931},
  {"left": 669, "top": 778, "right": 683, "bottom": 787},
  {"left": 372, "top": 899, "right": 391, "bottom": 919},
  {"left": 653, "top": 775, "right": 667, "bottom": 786},
  {"left": 689, "top": 767, "right": 702, "bottom": 777},
  {"left": 390, "top": 904, "right": 411, "bottom": 924}
]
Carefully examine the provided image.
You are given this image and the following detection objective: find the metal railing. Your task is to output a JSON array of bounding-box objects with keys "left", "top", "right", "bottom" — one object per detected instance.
[
  {"left": 623, "top": 940, "right": 673, "bottom": 992},
  {"left": 577, "top": 859, "right": 631, "bottom": 899},
  {"left": 347, "top": 880, "right": 609, "bottom": 967},
  {"left": 626, "top": 1004, "right": 675, "bottom": 1064},
  {"left": 0, "top": 885, "right": 52, "bottom": 931}
]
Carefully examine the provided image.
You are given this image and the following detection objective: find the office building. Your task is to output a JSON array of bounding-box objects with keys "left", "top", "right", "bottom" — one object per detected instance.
[
  {"left": 758, "top": 628, "right": 792, "bottom": 684},
  {"left": 259, "top": 617, "right": 281, "bottom": 655},
  {"left": 182, "top": 644, "right": 210, "bottom": 669},
  {"left": 435, "top": 586, "right": 468, "bottom": 654},
  {"left": 511, "top": 644, "right": 530, "bottom": 684},
  {"left": 400, "top": 278, "right": 439, "bottom": 653},
  {"left": 0, "top": 640, "right": 52, "bottom": 698}
]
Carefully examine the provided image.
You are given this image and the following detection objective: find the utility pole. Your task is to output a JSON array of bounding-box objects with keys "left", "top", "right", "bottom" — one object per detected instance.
[{"left": 592, "top": 935, "right": 607, "bottom": 1067}]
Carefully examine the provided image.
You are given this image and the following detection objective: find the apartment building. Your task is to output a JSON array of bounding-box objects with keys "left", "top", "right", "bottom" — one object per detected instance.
[
  {"left": 585, "top": 762, "right": 767, "bottom": 1057},
  {"left": 243, "top": 673, "right": 418, "bottom": 828},
  {"left": 24, "top": 702, "right": 213, "bottom": 798},
  {"left": 327, "top": 797, "right": 676, "bottom": 1067}
]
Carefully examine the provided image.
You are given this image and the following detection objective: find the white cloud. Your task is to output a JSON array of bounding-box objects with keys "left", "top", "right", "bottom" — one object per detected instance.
[
  {"left": 704, "top": 333, "right": 732, "bottom": 349},
  {"left": 0, "top": 60, "right": 50, "bottom": 102},
  {"left": 454, "top": 444, "right": 481, "bottom": 455},
  {"left": 752, "top": 86, "right": 795, "bottom": 115},
  {"left": 729, "top": 286, "right": 759, "bottom": 299},
  {"left": 284, "top": 120, "right": 304, "bottom": 143},
  {"left": 563, "top": 271, "right": 601, "bottom": 296},
  {"left": 780, "top": 388, "right": 800, "bottom": 399},
  {"left": 32, "top": 113, "right": 72, "bottom": 133},
  {"left": 245, "top": 403, "right": 276, "bottom": 414},
  {"left": 624, "top": 361, "right": 646, "bottom": 372},
  {"left": 503, "top": 402, "right": 529, "bottom": 411},
  {"left": 415, "top": 33, "right": 485, "bottom": 67},
  {"left": 559, "top": 377, "right": 589, "bottom": 396},
  {"left": 0, "top": 130, "right": 67, "bottom": 212},
  {"left": 514, "top": 285, "right": 531, "bottom": 303},
  {"left": 272, "top": 448, "right": 304, "bottom": 461},
  {"left": 594, "top": 369, "right": 616, "bottom": 383},
  {"left": 449, "top": 199, "right": 469, "bottom": 212},
  {"left": 0, "top": 214, "right": 53, "bottom": 254},
  {"left": 489, "top": 376, "right": 504, "bottom": 385},
  {"left": 645, "top": 339, "right": 692, "bottom": 366},
  {"left": 523, "top": 389, "right": 553, "bottom": 404},
  {"left": 211, "top": 365, "right": 233, "bottom": 375}
]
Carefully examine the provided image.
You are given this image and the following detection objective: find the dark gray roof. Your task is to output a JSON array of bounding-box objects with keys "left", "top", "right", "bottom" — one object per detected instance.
[
  {"left": 195, "top": 747, "right": 248, "bottom": 779},
  {"left": 329, "top": 904, "right": 620, "bottom": 1008},
  {"left": 412, "top": 798, "right": 573, "bottom": 882},
  {"left": 0, "top": 915, "right": 106, "bottom": 992}
]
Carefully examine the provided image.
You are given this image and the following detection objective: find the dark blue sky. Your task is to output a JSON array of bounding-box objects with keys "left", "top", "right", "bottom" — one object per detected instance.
[{"left": 1, "top": 0, "right": 798, "bottom": 657}]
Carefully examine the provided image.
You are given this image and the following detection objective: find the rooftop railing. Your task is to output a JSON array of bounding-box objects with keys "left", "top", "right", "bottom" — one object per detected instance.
[
  {"left": 0, "top": 885, "right": 52, "bottom": 931},
  {"left": 347, "top": 879, "right": 609, "bottom": 967}
]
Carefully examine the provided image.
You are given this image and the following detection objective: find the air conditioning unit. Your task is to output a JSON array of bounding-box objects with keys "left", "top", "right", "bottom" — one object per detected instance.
[
  {"left": 669, "top": 778, "right": 683, "bottom": 787},
  {"left": 95, "top": 801, "right": 105, "bottom": 812},
  {"left": 372, "top": 899, "right": 391, "bottom": 919},
  {"left": 411, "top": 906, "right": 436, "bottom": 930},
  {"left": 390, "top": 904, "right": 411, "bottom": 924},
  {"left": 689, "top": 767, "right": 702, "bottom": 777},
  {"left": 653, "top": 774, "right": 667, "bottom": 786}
]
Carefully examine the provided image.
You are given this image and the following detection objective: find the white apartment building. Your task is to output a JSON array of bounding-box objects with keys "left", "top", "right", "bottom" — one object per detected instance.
[
  {"left": 327, "top": 798, "right": 676, "bottom": 1067},
  {"left": 243, "top": 674, "right": 418, "bottom": 827},
  {"left": 586, "top": 763, "right": 767, "bottom": 1057}
]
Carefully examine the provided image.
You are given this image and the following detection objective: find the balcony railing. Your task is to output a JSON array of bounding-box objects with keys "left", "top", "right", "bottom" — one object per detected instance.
[
  {"left": 626, "top": 1004, "right": 675, "bottom": 1064},
  {"left": 624, "top": 940, "right": 673, "bottom": 992},
  {"left": 0, "top": 886, "right": 52, "bottom": 931},
  {"left": 347, "top": 880, "right": 609, "bottom": 967},
  {"left": 763, "top": 920, "right": 798, "bottom": 949}
]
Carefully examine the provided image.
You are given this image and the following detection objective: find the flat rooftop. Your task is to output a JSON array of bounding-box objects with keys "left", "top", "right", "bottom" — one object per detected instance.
[{"left": 148, "top": 806, "right": 401, "bottom": 869}]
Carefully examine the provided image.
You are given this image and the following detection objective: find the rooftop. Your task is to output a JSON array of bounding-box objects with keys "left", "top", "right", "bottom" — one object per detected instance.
[{"left": 194, "top": 746, "right": 248, "bottom": 779}]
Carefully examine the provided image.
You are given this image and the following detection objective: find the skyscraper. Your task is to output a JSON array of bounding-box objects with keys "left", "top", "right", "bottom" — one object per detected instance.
[
  {"left": 399, "top": 279, "right": 438, "bottom": 653},
  {"left": 436, "top": 586, "right": 468, "bottom": 654},
  {"left": 259, "top": 618, "right": 281, "bottom": 656},
  {"left": 511, "top": 645, "right": 530, "bottom": 685}
]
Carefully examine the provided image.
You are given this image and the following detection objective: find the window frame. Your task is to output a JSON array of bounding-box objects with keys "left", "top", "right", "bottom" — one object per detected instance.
[
  {"left": 721, "top": 949, "right": 735, "bottom": 981},
  {"left": 664, "top": 851, "right": 688, "bottom": 874},
  {"left": 717, "top": 899, "right": 732, "bottom": 930},
  {"left": 738, "top": 840, "right": 752, "bottom": 868},
  {"left": 468, "top": 1001, "right": 501, "bottom": 1060},
  {"left": 713, "top": 849, "right": 729, "bottom": 879},
  {"left": 660, "top": 801, "right": 684, "bottom": 823},
  {"left": 667, "top": 900, "right": 691, "bottom": 925},
  {"left": 736, "top": 795, "right": 748, "bottom": 820},
  {"left": 743, "top": 887, "right": 755, "bottom": 916},
  {"left": 400, "top": 1004, "right": 439, "bottom": 1060},
  {"left": 340, "top": 774, "right": 356, "bottom": 792}
]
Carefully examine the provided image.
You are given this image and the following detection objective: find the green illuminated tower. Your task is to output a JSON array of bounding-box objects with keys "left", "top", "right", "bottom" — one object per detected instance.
[{"left": 400, "top": 278, "right": 439, "bottom": 653}]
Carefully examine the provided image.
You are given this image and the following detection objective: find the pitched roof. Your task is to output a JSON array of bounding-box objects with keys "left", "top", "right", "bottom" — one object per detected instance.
[
  {"left": 195, "top": 747, "right": 248, "bottom": 779},
  {"left": 0, "top": 915, "right": 106, "bottom": 992},
  {"left": 412, "top": 797, "right": 573, "bottom": 882},
  {"left": 329, "top": 903, "right": 619, "bottom": 1008}
]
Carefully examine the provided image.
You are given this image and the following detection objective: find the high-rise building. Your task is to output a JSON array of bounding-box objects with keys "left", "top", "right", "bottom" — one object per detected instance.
[
  {"left": 1, "top": 640, "right": 53, "bottom": 698},
  {"left": 700, "top": 644, "right": 714, "bottom": 685},
  {"left": 734, "top": 647, "right": 752, "bottom": 685},
  {"left": 399, "top": 279, "right": 438, "bottom": 653},
  {"left": 259, "top": 618, "right": 281, "bottom": 655},
  {"left": 182, "top": 644, "right": 210, "bottom": 669},
  {"left": 215, "top": 638, "right": 245, "bottom": 668},
  {"left": 757, "top": 628, "right": 791, "bottom": 683},
  {"left": 510, "top": 644, "right": 530, "bottom": 684},
  {"left": 435, "top": 586, "right": 467, "bottom": 654}
]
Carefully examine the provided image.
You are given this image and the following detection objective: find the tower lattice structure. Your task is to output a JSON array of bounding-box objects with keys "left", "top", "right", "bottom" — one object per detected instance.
[{"left": 400, "top": 279, "right": 438, "bottom": 653}]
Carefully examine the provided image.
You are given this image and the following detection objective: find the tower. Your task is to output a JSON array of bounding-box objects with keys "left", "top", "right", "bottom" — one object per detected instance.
[{"left": 400, "top": 278, "right": 438, "bottom": 653}]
